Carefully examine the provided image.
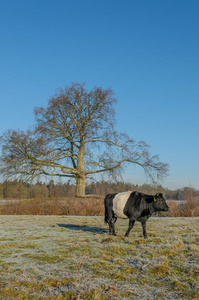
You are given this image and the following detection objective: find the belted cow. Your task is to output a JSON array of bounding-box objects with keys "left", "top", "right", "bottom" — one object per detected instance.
[{"left": 104, "top": 191, "right": 169, "bottom": 238}]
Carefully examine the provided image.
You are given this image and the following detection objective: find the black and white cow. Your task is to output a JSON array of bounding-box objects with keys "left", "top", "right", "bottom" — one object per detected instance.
[{"left": 104, "top": 191, "right": 169, "bottom": 238}]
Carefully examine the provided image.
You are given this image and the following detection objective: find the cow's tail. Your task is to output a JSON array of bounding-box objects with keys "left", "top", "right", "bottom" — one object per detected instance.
[{"left": 104, "top": 194, "right": 109, "bottom": 224}]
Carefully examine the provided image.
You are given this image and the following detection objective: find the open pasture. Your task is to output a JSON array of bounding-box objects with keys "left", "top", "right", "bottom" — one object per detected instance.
[{"left": 0, "top": 216, "right": 199, "bottom": 299}]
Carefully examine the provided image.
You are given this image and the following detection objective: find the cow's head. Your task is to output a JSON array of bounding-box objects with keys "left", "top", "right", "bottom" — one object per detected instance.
[{"left": 153, "top": 193, "right": 169, "bottom": 212}]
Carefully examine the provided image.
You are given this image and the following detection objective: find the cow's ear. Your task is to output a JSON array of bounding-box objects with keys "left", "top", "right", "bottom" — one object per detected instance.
[{"left": 154, "top": 196, "right": 156, "bottom": 202}]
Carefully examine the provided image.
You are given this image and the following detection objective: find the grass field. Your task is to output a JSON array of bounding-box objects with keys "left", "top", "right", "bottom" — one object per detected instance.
[{"left": 0, "top": 216, "right": 199, "bottom": 299}]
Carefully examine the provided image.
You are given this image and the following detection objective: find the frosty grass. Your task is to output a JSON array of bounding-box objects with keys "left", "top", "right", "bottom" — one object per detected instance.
[{"left": 0, "top": 216, "right": 199, "bottom": 299}]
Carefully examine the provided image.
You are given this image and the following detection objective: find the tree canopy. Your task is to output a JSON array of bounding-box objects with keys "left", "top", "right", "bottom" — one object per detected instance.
[{"left": 0, "top": 82, "right": 169, "bottom": 197}]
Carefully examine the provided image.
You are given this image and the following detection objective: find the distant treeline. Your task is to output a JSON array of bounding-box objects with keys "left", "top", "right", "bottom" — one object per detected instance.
[{"left": 0, "top": 179, "right": 199, "bottom": 200}]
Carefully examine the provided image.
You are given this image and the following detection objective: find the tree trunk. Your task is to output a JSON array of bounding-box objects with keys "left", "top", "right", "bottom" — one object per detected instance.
[
  {"left": 75, "top": 136, "right": 86, "bottom": 197},
  {"left": 75, "top": 175, "right": 86, "bottom": 197}
]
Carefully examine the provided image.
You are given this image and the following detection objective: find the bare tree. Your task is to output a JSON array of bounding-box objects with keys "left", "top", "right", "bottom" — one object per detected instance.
[{"left": 0, "top": 82, "right": 169, "bottom": 197}]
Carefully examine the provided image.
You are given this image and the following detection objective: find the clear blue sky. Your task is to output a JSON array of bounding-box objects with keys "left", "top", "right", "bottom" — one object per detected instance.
[{"left": 0, "top": 0, "right": 199, "bottom": 190}]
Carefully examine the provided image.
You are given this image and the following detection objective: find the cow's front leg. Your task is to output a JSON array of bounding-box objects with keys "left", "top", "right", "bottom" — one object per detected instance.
[
  {"left": 125, "top": 219, "right": 135, "bottom": 237},
  {"left": 141, "top": 221, "right": 147, "bottom": 239}
]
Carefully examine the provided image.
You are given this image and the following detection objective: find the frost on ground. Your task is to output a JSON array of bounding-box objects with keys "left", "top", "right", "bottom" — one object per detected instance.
[{"left": 0, "top": 216, "right": 199, "bottom": 299}]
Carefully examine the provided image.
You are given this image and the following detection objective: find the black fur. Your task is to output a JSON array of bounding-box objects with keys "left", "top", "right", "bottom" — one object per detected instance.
[
  {"left": 104, "top": 191, "right": 169, "bottom": 238},
  {"left": 123, "top": 192, "right": 155, "bottom": 220},
  {"left": 104, "top": 193, "right": 117, "bottom": 235}
]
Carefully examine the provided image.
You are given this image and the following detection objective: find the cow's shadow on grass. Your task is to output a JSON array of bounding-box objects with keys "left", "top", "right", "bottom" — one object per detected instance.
[{"left": 57, "top": 223, "right": 108, "bottom": 234}]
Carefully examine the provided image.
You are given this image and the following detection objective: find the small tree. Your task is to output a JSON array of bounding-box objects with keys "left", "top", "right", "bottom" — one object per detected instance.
[{"left": 0, "top": 82, "right": 169, "bottom": 197}]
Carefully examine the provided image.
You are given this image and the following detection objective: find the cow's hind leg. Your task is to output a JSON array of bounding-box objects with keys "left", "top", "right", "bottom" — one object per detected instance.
[
  {"left": 108, "top": 214, "right": 117, "bottom": 236},
  {"left": 125, "top": 219, "right": 135, "bottom": 237}
]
